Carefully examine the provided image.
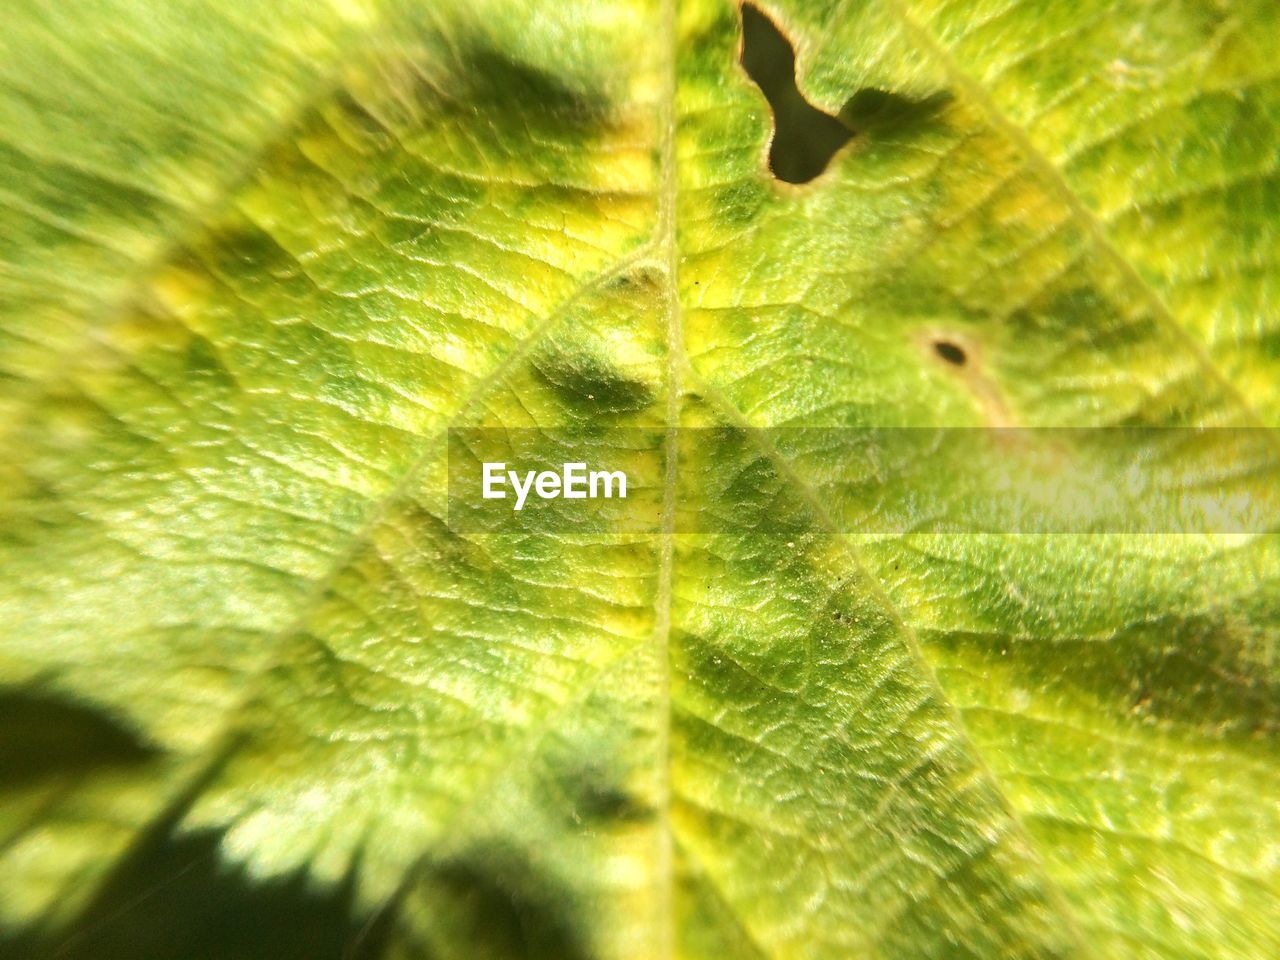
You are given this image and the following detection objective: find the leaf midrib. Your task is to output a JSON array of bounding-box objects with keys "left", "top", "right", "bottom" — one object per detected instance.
[{"left": 652, "top": 0, "right": 682, "bottom": 957}]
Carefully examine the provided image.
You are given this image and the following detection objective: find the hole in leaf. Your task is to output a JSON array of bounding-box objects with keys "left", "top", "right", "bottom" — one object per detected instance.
[
  {"left": 933, "top": 339, "right": 967, "bottom": 366},
  {"left": 739, "top": 3, "right": 853, "bottom": 184}
]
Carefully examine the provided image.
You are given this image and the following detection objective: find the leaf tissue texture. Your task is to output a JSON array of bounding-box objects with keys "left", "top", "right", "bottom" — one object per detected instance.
[{"left": 1, "top": 0, "right": 1278, "bottom": 958}]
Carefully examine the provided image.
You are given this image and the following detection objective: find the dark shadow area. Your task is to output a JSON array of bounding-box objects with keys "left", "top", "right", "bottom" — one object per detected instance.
[
  {"left": 0, "top": 829, "right": 393, "bottom": 960},
  {"left": 740, "top": 3, "right": 853, "bottom": 183},
  {"left": 1, "top": 767, "right": 594, "bottom": 960},
  {"left": 0, "top": 690, "right": 156, "bottom": 785},
  {"left": 411, "top": 852, "right": 594, "bottom": 960}
]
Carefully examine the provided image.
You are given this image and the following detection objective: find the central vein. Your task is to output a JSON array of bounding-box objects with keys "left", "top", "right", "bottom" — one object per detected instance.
[{"left": 652, "top": 0, "right": 682, "bottom": 955}]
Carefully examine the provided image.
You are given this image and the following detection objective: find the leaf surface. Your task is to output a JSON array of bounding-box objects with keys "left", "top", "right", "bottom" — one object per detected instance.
[{"left": 1, "top": 1, "right": 1278, "bottom": 958}]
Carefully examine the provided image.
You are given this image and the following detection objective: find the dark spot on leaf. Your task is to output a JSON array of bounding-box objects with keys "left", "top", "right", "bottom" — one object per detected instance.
[
  {"left": 711, "top": 178, "right": 769, "bottom": 225},
  {"left": 836, "top": 87, "right": 953, "bottom": 139},
  {"left": 533, "top": 349, "right": 655, "bottom": 414},
  {"left": 551, "top": 754, "right": 649, "bottom": 825},
  {"left": 933, "top": 339, "right": 968, "bottom": 366},
  {"left": 456, "top": 46, "right": 610, "bottom": 124},
  {"left": 208, "top": 221, "right": 293, "bottom": 274},
  {"left": 739, "top": 3, "right": 853, "bottom": 184},
  {"left": 940, "top": 614, "right": 1280, "bottom": 742}
]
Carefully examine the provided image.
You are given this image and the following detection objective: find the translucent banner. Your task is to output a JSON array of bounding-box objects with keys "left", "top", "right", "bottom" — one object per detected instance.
[{"left": 447, "top": 427, "right": 1280, "bottom": 534}]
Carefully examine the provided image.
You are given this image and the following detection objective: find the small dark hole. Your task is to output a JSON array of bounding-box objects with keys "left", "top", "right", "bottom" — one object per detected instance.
[
  {"left": 739, "top": 3, "right": 853, "bottom": 184},
  {"left": 934, "top": 340, "right": 967, "bottom": 366}
]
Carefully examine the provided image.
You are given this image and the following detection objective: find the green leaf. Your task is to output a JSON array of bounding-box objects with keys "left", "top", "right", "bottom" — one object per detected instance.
[{"left": 2, "top": 0, "right": 1278, "bottom": 958}]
